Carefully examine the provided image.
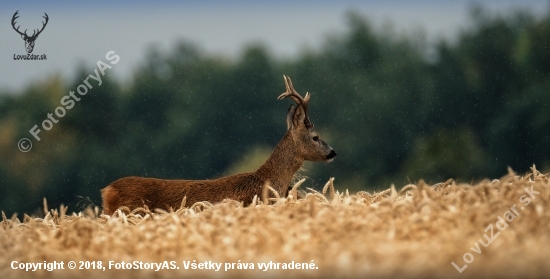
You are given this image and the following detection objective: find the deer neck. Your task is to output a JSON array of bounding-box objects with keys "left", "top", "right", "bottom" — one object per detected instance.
[{"left": 255, "top": 132, "right": 304, "bottom": 195}]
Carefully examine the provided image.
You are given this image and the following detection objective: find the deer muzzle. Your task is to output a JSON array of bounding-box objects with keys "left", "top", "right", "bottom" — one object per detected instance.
[{"left": 325, "top": 149, "right": 337, "bottom": 162}]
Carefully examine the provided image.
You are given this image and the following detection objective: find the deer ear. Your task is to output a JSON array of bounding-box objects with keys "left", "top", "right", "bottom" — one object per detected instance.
[
  {"left": 292, "top": 104, "right": 307, "bottom": 128},
  {"left": 286, "top": 104, "right": 296, "bottom": 131}
]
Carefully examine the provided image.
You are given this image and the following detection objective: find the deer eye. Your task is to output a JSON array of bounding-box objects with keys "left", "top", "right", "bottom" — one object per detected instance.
[{"left": 312, "top": 136, "right": 319, "bottom": 142}]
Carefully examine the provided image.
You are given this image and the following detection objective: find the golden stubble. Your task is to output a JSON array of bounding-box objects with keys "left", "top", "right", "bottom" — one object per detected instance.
[{"left": 1, "top": 167, "right": 549, "bottom": 279}]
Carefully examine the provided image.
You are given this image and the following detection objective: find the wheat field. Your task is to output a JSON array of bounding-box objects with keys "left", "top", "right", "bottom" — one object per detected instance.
[{"left": 1, "top": 166, "right": 549, "bottom": 279}]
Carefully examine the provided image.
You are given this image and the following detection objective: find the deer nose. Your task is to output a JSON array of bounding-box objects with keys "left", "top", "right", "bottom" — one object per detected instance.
[{"left": 326, "top": 150, "right": 337, "bottom": 160}]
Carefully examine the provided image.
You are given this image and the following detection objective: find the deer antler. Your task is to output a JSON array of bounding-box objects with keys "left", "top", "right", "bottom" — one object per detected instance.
[
  {"left": 11, "top": 11, "right": 27, "bottom": 38},
  {"left": 30, "top": 13, "right": 49, "bottom": 39},
  {"left": 278, "top": 75, "right": 313, "bottom": 128},
  {"left": 278, "top": 75, "right": 311, "bottom": 108}
]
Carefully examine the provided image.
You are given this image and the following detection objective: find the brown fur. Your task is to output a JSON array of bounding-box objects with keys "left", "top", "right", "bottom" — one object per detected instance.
[{"left": 101, "top": 76, "right": 336, "bottom": 215}]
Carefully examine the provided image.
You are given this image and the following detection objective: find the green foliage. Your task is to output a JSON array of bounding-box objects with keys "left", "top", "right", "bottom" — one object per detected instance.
[{"left": 1, "top": 8, "right": 550, "bottom": 215}]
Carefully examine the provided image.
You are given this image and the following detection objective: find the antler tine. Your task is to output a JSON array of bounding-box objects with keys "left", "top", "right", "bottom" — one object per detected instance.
[
  {"left": 42, "top": 13, "right": 49, "bottom": 29},
  {"left": 304, "top": 92, "right": 310, "bottom": 103},
  {"left": 277, "top": 75, "right": 309, "bottom": 108},
  {"left": 12, "top": 11, "right": 19, "bottom": 23}
]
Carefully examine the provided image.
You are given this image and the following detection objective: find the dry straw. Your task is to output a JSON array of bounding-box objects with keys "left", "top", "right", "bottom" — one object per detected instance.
[{"left": 1, "top": 166, "right": 549, "bottom": 278}]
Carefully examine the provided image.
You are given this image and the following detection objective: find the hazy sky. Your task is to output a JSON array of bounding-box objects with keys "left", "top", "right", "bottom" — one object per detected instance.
[{"left": 1, "top": 0, "right": 548, "bottom": 91}]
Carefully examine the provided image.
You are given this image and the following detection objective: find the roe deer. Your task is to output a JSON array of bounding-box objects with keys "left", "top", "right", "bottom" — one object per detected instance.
[{"left": 101, "top": 76, "right": 336, "bottom": 215}]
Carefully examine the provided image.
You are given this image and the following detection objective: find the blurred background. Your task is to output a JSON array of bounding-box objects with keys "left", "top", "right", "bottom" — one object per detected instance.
[{"left": 1, "top": 0, "right": 549, "bottom": 216}]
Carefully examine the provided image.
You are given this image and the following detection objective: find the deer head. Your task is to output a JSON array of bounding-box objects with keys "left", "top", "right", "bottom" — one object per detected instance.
[
  {"left": 11, "top": 11, "right": 49, "bottom": 53},
  {"left": 278, "top": 75, "right": 337, "bottom": 162}
]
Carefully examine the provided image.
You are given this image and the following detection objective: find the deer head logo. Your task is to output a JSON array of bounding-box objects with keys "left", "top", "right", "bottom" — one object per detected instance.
[{"left": 11, "top": 10, "right": 49, "bottom": 53}]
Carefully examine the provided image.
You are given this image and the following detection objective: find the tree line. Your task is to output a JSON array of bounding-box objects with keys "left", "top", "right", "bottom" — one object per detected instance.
[{"left": 1, "top": 8, "right": 549, "bottom": 216}]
